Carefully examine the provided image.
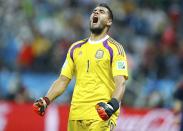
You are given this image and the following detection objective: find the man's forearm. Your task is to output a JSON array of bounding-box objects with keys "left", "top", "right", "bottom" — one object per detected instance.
[
  {"left": 46, "top": 75, "right": 71, "bottom": 102},
  {"left": 112, "top": 75, "right": 126, "bottom": 102}
]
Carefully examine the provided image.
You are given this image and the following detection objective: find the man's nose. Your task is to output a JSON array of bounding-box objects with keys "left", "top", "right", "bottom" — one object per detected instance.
[{"left": 94, "top": 11, "right": 99, "bottom": 15}]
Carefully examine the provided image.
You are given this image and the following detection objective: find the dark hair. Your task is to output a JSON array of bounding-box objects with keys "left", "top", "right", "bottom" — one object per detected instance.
[{"left": 98, "top": 3, "right": 113, "bottom": 21}]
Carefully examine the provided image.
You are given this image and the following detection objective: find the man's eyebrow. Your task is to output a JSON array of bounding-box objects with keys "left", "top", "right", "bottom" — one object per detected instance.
[{"left": 99, "top": 9, "right": 105, "bottom": 12}]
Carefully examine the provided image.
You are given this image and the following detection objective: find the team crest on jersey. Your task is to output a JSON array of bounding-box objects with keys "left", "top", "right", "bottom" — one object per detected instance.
[{"left": 95, "top": 50, "right": 104, "bottom": 59}]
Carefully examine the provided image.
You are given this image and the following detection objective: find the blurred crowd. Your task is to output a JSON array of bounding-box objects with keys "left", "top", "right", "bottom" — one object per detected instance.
[{"left": 0, "top": 0, "right": 183, "bottom": 108}]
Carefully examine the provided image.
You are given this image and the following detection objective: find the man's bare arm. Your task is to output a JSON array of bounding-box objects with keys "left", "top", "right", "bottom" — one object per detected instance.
[
  {"left": 112, "top": 75, "right": 126, "bottom": 102},
  {"left": 46, "top": 75, "right": 71, "bottom": 102}
]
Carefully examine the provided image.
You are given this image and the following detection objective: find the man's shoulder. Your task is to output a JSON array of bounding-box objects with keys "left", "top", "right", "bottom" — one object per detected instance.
[
  {"left": 68, "top": 38, "right": 88, "bottom": 53},
  {"left": 107, "top": 37, "right": 125, "bottom": 55},
  {"left": 107, "top": 37, "right": 123, "bottom": 47},
  {"left": 71, "top": 38, "right": 88, "bottom": 47}
]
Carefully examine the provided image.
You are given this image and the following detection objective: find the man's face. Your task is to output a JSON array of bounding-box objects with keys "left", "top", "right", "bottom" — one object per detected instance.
[{"left": 90, "top": 6, "right": 112, "bottom": 34}]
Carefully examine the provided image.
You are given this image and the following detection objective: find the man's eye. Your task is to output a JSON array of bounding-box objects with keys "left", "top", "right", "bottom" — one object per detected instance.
[{"left": 100, "top": 10, "right": 105, "bottom": 13}]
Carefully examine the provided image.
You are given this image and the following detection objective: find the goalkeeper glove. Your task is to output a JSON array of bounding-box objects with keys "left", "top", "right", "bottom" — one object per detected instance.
[
  {"left": 33, "top": 97, "right": 50, "bottom": 116},
  {"left": 96, "top": 98, "right": 119, "bottom": 121}
]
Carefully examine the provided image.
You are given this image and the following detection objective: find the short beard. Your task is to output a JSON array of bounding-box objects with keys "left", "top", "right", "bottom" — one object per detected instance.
[{"left": 90, "top": 27, "right": 103, "bottom": 35}]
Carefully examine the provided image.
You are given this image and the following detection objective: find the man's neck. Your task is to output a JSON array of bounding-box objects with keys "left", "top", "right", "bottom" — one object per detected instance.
[{"left": 89, "top": 31, "right": 108, "bottom": 41}]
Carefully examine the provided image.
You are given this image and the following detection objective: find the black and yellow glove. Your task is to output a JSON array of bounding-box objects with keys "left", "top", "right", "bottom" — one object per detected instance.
[{"left": 96, "top": 98, "right": 119, "bottom": 121}]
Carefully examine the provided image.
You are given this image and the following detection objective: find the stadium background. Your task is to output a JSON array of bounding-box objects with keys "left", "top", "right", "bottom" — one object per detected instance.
[{"left": 0, "top": 0, "right": 183, "bottom": 130}]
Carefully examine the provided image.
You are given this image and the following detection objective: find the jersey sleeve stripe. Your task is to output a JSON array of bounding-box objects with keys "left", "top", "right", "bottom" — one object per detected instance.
[
  {"left": 108, "top": 38, "right": 124, "bottom": 56},
  {"left": 70, "top": 39, "right": 88, "bottom": 62},
  {"left": 111, "top": 43, "right": 122, "bottom": 55},
  {"left": 103, "top": 39, "right": 113, "bottom": 65}
]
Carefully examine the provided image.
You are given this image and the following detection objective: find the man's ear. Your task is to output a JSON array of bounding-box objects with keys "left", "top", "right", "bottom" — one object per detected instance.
[{"left": 107, "top": 19, "right": 112, "bottom": 26}]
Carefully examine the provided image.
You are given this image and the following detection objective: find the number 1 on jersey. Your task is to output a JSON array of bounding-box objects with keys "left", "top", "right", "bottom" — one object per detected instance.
[{"left": 87, "top": 60, "right": 90, "bottom": 72}]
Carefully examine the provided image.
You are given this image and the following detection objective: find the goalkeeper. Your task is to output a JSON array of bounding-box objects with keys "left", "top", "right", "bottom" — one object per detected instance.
[{"left": 33, "top": 3, "right": 128, "bottom": 131}]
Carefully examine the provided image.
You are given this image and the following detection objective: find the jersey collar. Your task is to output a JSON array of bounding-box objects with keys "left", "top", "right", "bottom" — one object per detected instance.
[{"left": 88, "top": 35, "right": 109, "bottom": 44}]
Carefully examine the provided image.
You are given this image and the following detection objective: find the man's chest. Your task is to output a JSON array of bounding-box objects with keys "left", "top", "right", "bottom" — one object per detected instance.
[{"left": 74, "top": 44, "right": 111, "bottom": 71}]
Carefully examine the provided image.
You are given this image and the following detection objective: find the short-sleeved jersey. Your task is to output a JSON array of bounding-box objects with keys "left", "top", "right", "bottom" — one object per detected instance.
[{"left": 61, "top": 35, "right": 128, "bottom": 121}]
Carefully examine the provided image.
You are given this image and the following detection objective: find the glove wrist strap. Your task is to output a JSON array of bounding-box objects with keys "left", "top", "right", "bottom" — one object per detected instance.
[
  {"left": 107, "top": 98, "right": 119, "bottom": 112},
  {"left": 43, "top": 97, "right": 50, "bottom": 105}
]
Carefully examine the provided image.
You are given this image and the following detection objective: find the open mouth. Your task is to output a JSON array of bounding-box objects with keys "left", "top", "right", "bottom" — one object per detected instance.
[{"left": 93, "top": 16, "right": 98, "bottom": 23}]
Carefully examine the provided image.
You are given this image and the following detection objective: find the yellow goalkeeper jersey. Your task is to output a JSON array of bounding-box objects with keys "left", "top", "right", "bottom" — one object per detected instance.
[{"left": 61, "top": 35, "right": 128, "bottom": 121}]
